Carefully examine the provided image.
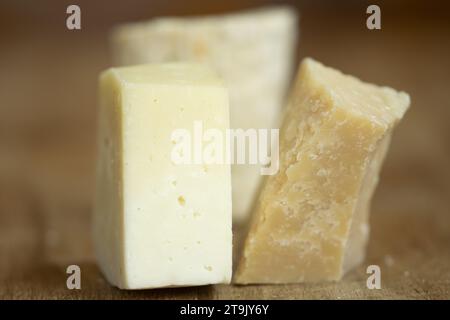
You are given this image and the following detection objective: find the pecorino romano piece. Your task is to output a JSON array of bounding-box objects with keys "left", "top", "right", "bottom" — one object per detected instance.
[
  {"left": 94, "top": 63, "right": 232, "bottom": 289},
  {"left": 235, "top": 58, "right": 410, "bottom": 284}
]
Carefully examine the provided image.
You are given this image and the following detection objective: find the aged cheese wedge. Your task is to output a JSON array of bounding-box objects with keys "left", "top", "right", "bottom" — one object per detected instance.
[
  {"left": 94, "top": 63, "right": 232, "bottom": 289},
  {"left": 235, "top": 58, "right": 410, "bottom": 283},
  {"left": 111, "top": 6, "right": 298, "bottom": 223}
]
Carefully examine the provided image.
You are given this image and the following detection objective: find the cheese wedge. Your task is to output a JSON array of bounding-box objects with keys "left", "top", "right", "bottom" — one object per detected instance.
[
  {"left": 94, "top": 63, "right": 232, "bottom": 289},
  {"left": 111, "top": 6, "right": 298, "bottom": 223},
  {"left": 235, "top": 58, "right": 410, "bottom": 283}
]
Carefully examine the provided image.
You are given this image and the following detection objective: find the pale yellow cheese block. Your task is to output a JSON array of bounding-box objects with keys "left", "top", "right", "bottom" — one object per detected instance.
[
  {"left": 94, "top": 63, "right": 232, "bottom": 289},
  {"left": 111, "top": 6, "right": 298, "bottom": 224},
  {"left": 235, "top": 58, "right": 410, "bottom": 284}
]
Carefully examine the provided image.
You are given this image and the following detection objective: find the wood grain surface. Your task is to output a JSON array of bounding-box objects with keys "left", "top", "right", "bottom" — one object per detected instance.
[{"left": 0, "top": 0, "right": 449, "bottom": 299}]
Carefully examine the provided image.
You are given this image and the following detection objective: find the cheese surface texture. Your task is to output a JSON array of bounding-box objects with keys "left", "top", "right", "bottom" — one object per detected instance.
[
  {"left": 94, "top": 63, "right": 232, "bottom": 289},
  {"left": 235, "top": 58, "right": 410, "bottom": 283},
  {"left": 111, "top": 6, "right": 298, "bottom": 223}
]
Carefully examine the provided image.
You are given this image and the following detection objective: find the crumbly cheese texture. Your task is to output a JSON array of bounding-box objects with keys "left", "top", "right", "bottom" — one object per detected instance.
[
  {"left": 111, "top": 6, "right": 298, "bottom": 223},
  {"left": 235, "top": 58, "right": 410, "bottom": 284},
  {"left": 94, "top": 63, "right": 232, "bottom": 289}
]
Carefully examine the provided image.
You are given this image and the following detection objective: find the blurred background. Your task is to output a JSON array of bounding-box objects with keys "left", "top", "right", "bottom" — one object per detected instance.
[{"left": 0, "top": 0, "right": 449, "bottom": 299}]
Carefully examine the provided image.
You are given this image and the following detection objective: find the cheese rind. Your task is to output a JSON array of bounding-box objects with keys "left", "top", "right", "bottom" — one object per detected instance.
[
  {"left": 111, "top": 6, "right": 298, "bottom": 223},
  {"left": 94, "top": 63, "right": 232, "bottom": 289},
  {"left": 235, "top": 58, "right": 410, "bottom": 284}
]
